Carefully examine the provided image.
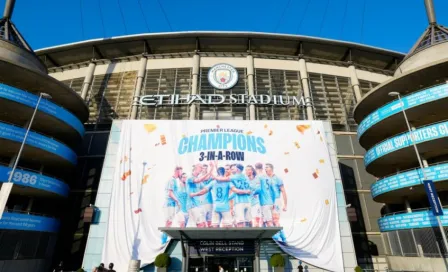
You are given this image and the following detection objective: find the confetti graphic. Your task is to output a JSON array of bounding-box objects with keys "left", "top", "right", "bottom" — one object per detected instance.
[
  {"left": 264, "top": 124, "right": 268, "bottom": 129},
  {"left": 319, "top": 159, "right": 325, "bottom": 164},
  {"left": 284, "top": 168, "right": 289, "bottom": 173},
  {"left": 325, "top": 199, "right": 329, "bottom": 205},
  {"left": 294, "top": 141, "right": 300, "bottom": 149},
  {"left": 246, "top": 131, "right": 253, "bottom": 135},
  {"left": 155, "top": 143, "right": 160, "bottom": 146},
  {"left": 134, "top": 208, "right": 142, "bottom": 214},
  {"left": 296, "top": 125, "right": 311, "bottom": 134},
  {"left": 121, "top": 170, "right": 131, "bottom": 181},
  {"left": 160, "top": 135, "right": 167, "bottom": 145},
  {"left": 268, "top": 130, "right": 273, "bottom": 136},
  {"left": 181, "top": 134, "right": 186, "bottom": 138},
  {"left": 284, "top": 152, "right": 290, "bottom": 155},
  {"left": 300, "top": 218, "right": 307, "bottom": 222},
  {"left": 144, "top": 124, "right": 157, "bottom": 133},
  {"left": 316, "top": 169, "right": 320, "bottom": 175},
  {"left": 142, "top": 175, "right": 149, "bottom": 184},
  {"left": 312, "top": 172, "right": 319, "bottom": 179}
]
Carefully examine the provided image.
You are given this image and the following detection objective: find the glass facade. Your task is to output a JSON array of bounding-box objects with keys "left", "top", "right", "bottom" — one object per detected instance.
[
  {"left": 65, "top": 67, "right": 378, "bottom": 131},
  {"left": 0, "top": 230, "right": 57, "bottom": 260},
  {"left": 336, "top": 133, "right": 385, "bottom": 268},
  {"left": 139, "top": 68, "right": 192, "bottom": 120},
  {"left": 254, "top": 68, "right": 306, "bottom": 120}
]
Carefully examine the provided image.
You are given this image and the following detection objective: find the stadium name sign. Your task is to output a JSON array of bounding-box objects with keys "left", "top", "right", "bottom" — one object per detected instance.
[{"left": 137, "top": 94, "right": 308, "bottom": 107}]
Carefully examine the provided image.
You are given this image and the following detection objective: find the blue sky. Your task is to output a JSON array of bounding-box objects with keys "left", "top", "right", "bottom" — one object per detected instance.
[{"left": 4, "top": 0, "right": 448, "bottom": 53}]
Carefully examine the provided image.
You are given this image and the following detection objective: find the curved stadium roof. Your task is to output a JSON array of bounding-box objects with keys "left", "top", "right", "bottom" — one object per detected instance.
[{"left": 35, "top": 31, "right": 405, "bottom": 73}]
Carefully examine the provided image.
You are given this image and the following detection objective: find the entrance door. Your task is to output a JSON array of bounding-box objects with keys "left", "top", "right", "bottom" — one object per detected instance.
[
  {"left": 205, "top": 256, "right": 236, "bottom": 272},
  {"left": 236, "top": 257, "right": 253, "bottom": 272},
  {"left": 204, "top": 257, "right": 253, "bottom": 272},
  {"left": 189, "top": 257, "right": 204, "bottom": 272}
]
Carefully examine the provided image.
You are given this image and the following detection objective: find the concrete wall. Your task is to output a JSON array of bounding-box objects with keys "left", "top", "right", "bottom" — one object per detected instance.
[
  {"left": 395, "top": 42, "right": 448, "bottom": 75},
  {"left": 387, "top": 255, "right": 448, "bottom": 272}
]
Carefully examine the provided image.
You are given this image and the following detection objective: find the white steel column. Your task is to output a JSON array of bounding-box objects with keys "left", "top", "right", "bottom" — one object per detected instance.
[
  {"left": 26, "top": 197, "right": 34, "bottom": 212},
  {"left": 130, "top": 56, "right": 148, "bottom": 120},
  {"left": 349, "top": 65, "right": 362, "bottom": 102},
  {"left": 3, "top": 0, "right": 15, "bottom": 18},
  {"left": 298, "top": 58, "right": 314, "bottom": 120},
  {"left": 80, "top": 61, "right": 96, "bottom": 100},
  {"left": 247, "top": 55, "right": 256, "bottom": 120},
  {"left": 8, "top": 120, "right": 30, "bottom": 167},
  {"left": 424, "top": 0, "right": 437, "bottom": 25},
  {"left": 189, "top": 54, "right": 200, "bottom": 120},
  {"left": 405, "top": 199, "right": 412, "bottom": 213}
]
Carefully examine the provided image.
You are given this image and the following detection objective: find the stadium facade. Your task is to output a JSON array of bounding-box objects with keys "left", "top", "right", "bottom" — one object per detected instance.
[
  {"left": 7, "top": 1, "right": 448, "bottom": 271},
  {"left": 33, "top": 31, "right": 404, "bottom": 272},
  {"left": 353, "top": 0, "right": 448, "bottom": 271},
  {"left": 0, "top": 1, "right": 88, "bottom": 271}
]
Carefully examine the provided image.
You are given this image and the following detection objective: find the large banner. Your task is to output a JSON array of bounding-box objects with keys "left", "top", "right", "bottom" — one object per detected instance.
[{"left": 102, "top": 120, "right": 343, "bottom": 272}]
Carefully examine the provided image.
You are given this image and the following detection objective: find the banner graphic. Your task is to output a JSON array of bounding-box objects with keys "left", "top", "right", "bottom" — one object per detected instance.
[
  {"left": 365, "top": 121, "right": 448, "bottom": 166},
  {"left": 372, "top": 163, "right": 448, "bottom": 197},
  {"left": 358, "top": 84, "right": 448, "bottom": 138},
  {"left": 379, "top": 209, "right": 448, "bottom": 232},
  {"left": 0, "top": 121, "right": 77, "bottom": 164},
  {"left": 0, "top": 212, "right": 60, "bottom": 232},
  {"left": 0, "top": 83, "right": 85, "bottom": 136},
  {"left": 0, "top": 165, "right": 69, "bottom": 197},
  {"left": 102, "top": 120, "right": 342, "bottom": 272}
]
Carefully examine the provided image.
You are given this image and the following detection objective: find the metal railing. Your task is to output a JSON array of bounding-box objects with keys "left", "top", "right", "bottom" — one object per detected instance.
[
  {"left": 0, "top": 161, "right": 65, "bottom": 184},
  {"left": 384, "top": 226, "right": 448, "bottom": 258},
  {"left": 0, "top": 119, "right": 65, "bottom": 146},
  {"left": 381, "top": 206, "right": 448, "bottom": 218},
  {"left": 375, "top": 159, "right": 448, "bottom": 181},
  {"left": 368, "top": 118, "right": 448, "bottom": 158}
]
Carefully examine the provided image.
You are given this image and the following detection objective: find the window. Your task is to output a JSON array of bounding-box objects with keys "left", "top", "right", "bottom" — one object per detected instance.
[
  {"left": 86, "top": 71, "right": 137, "bottom": 123},
  {"left": 138, "top": 68, "right": 191, "bottom": 120},
  {"left": 254, "top": 68, "right": 306, "bottom": 120}
]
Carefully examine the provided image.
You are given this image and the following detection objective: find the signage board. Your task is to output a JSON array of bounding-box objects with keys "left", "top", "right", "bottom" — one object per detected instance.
[
  {"left": 189, "top": 240, "right": 254, "bottom": 255},
  {"left": 423, "top": 179, "right": 444, "bottom": 216},
  {"left": 0, "top": 83, "right": 85, "bottom": 136},
  {"left": 0, "top": 122, "right": 77, "bottom": 164},
  {"left": 379, "top": 209, "right": 448, "bottom": 232},
  {"left": 0, "top": 212, "right": 60, "bottom": 232},
  {"left": 372, "top": 163, "right": 448, "bottom": 197},
  {"left": 358, "top": 83, "right": 448, "bottom": 138},
  {"left": 365, "top": 120, "right": 448, "bottom": 166},
  {"left": 0, "top": 165, "right": 69, "bottom": 197},
  {"left": 137, "top": 94, "right": 308, "bottom": 107}
]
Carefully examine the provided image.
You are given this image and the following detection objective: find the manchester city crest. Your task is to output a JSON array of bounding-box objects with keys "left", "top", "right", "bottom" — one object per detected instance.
[{"left": 208, "top": 63, "right": 238, "bottom": 90}]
